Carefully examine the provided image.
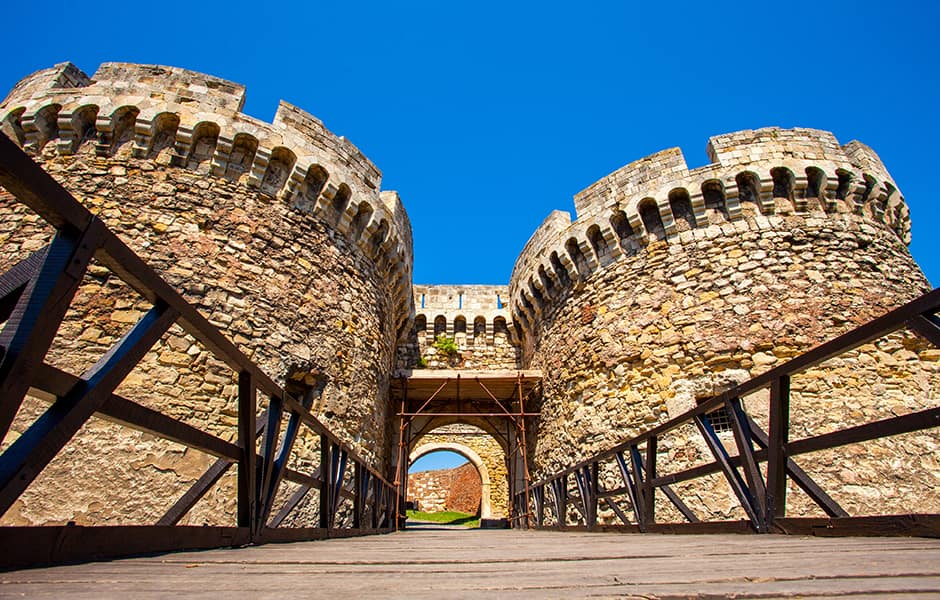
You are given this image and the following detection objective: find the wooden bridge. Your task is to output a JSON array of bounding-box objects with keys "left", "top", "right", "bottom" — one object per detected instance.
[
  {"left": 0, "top": 134, "right": 939, "bottom": 596},
  {"left": 3, "top": 528, "right": 940, "bottom": 598}
]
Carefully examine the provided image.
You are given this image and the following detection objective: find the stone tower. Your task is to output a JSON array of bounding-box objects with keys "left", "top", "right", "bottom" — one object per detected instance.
[
  {"left": 0, "top": 62, "right": 413, "bottom": 525},
  {"left": 508, "top": 128, "right": 938, "bottom": 518},
  {"left": 1, "top": 60, "right": 936, "bottom": 527}
]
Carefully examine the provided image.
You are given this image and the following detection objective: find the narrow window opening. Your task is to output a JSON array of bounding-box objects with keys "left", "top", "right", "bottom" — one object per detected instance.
[
  {"left": 149, "top": 112, "right": 179, "bottom": 159},
  {"left": 638, "top": 198, "right": 665, "bottom": 240},
  {"left": 735, "top": 172, "right": 762, "bottom": 212},
  {"left": 771, "top": 167, "right": 794, "bottom": 201},
  {"left": 261, "top": 147, "right": 296, "bottom": 196},
  {"left": 667, "top": 188, "right": 696, "bottom": 231},
  {"left": 414, "top": 315, "right": 427, "bottom": 336},
  {"left": 702, "top": 180, "right": 728, "bottom": 221},
  {"left": 698, "top": 399, "right": 734, "bottom": 434},
  {"left": 835, "top": 169, "right": 854, "bottom": 201},
  {"left": 224, "top": 133, "right": 258, "bottom": 181},
  {"left": 538, "top": 265, "right": 555, "bottom": 294},
  {"left": 610, "top": 210, "right": 639, "bottom": 255},
  {"left": 473, "top": 316, "right": 486, "bottom": 344},
  {"left": 565, "top": 237, "right": 590, "bottom": 277},
  {"left": 433, "top": 316, "right": 447, "bottom": 337},
  {"left": 587, "top": 225, "right": 611, "bottom": 264},
  {"left": 550, "top": 251, "right": 572, "bottom": 287}
]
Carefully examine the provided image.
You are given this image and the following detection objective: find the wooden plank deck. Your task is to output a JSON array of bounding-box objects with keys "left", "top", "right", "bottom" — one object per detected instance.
[{"left": 2, "top": 528, "right": 940, "bottom": 598}]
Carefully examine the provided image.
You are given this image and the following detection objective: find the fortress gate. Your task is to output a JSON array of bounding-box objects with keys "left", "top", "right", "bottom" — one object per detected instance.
[{"left": 0, "top": 62, "right": 938, "bottom": 577}]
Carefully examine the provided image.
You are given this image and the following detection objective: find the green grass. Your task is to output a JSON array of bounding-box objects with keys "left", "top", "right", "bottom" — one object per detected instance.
[{"left": 406, "top": 509, "right": 479, "bottom": 528}]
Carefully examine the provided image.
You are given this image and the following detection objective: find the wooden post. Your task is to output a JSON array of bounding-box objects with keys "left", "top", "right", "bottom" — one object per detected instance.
[
  {"left": 536, "top": 484, "right": 545, "bottom": 527},
  {"left": 353, "top": 462, "right": 363, "bottom": 529},
  {"left": 643, "top": 436, "right": 657, "bottom": 527},
  {"left": 394, "top": 376, "right": 407, "bottom": 529},
  {"left": 589, "top": 462, "right": 599, "bottom": 527},
  {"left": 319, "top": 434, "right": 331, "bottom": 529},
  {"left": 766, "top": 375, "right": 791, "bottom": 525},
  {"left": 237, "top": 371, "right": 257, "bottom": 532},
  {"left": 517, "top": 374, "right": 532, "bottom": 528}
]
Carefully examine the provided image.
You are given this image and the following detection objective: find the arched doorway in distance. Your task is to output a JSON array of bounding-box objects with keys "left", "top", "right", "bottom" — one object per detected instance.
[{"left": 409, "top": 442, "right": 492, "bottom": 519}]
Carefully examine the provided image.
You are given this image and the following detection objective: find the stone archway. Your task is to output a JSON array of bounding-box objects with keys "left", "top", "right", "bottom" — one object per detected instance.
[{"left": 409, "top": 442, "right": 493, "bottom": 519}]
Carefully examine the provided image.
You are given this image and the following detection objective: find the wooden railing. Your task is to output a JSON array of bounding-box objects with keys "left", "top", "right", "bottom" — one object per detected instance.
[
  {"left": 0, "top": 134, "right": 397, "bottom": 569},
  {"left": 513, "top": 284, "right": 940, "bottom": 537}
]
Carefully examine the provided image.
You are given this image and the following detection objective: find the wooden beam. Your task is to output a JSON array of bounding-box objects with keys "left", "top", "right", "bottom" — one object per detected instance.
[
  {"left": 157, "top": 459, "right": 233, "bottom": 526},
  {"left": 237, "top": 371, "right": 257, "bottom": 530},
  {"left": 765, "top": 376, "right": 790, "bottom": 521},
  {"left": 907, "top": 314, "right": 940, "bottom": 348},
  {"left": 694, "top": 414, "right": 761, "bottom": 530},
  {"left": 0, "top": 244, "right": 47, "bottom": 324},
  {"left": 787, "top": 407, "right": 940, "bottom": 457},
  {"left": 31, "top": 363, "right": 240, "bottom": 461},
  {"left": 319, "top": 435, "right": 331, "bottom": 529},
  {"left": 0, "top": 224, "right": 103, "bottom": 444},
  {"left": 0, "top": 303, "right": 178, "bottom": 516},
  {"left": 727, "top": 398, "right": 767, "bottom": 531}
]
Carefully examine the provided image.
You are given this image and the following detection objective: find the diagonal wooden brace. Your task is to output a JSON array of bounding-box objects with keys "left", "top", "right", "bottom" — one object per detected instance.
[
  {"left": 0, "top": 221, "right": 104, "bottom": 445},
  {"left": 0, "top": 301, "right": 178, "bottom": 516},
  {"left": 694, "top": 413, "right": 762, "bottom": 529}
]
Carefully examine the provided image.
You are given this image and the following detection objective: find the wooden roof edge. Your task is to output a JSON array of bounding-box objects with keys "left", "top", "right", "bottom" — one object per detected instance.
[{"left": 391, "top": 368, "right": 542, "bottom": 381}]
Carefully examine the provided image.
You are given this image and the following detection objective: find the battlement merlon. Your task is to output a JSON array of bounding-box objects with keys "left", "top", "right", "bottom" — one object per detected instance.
[
  {"left": 0, "top": 62, "right": 92, "bottom": 107},
  {"left": 510, "top": 210, "right": 571, "bottom": 277},
  {"left": 509, "top": 210, "right": 572, "bottom": 299},
  {"left": 91, "top": 62, "right": 247, "bottom": 113},
  {"left": 706, "top": 127, "right": 846, "bottom": 167},
  {"left": 273, "top": 101, "right": 382, "bottom": 189},
  {"left": 573, "top": 148, "right": 689, "bottom": 219}
]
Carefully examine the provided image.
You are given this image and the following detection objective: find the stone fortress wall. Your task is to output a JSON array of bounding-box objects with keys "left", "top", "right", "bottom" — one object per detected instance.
[
  {"left": 395, "top": 285, "right": 519, "bottom": 518},
  {"left": 508, "top": 127, "right": 940, "bottom": 521},
  {"left": 398, "top": 284, "right": 519, "bottom": 370},
  {"left": 0, "top": 60, "right": 936, "bottom": 527},
  {"left": 0, "top": 62, "right": 414, "bottom": 526},
  {"left": 408, "top": 461, "right": 481, "bottom": 514}
]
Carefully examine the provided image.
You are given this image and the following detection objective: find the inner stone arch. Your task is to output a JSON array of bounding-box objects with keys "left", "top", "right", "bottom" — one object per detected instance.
[
  {"left": 407, "top": 421, "right": 510, "bottom": 519},
  {"left": 409, "top": 441, "right": 493, "bottom": 519}
]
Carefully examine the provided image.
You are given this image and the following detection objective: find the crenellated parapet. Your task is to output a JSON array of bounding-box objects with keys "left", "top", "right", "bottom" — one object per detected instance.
[
  {"left": 0, "top": 62, "right": 413, "bottom": 329},
  {"left": 413, "top": 284, "right": 514, "bottom": 345},
  {"left": 509, "top": 127, "right": 913, "bottom": 339}
]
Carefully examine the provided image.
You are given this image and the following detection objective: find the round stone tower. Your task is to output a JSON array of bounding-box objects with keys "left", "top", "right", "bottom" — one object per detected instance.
[
  {"left": 0, "top": 62, "right": 413, "bottom": 525},
  {"left": 509, "top": 127, "right": 937, "bottom": 518}
]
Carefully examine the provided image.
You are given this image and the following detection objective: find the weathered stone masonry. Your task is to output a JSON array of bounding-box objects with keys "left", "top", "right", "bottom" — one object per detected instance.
[
  {"left": 398, "top": 284, "right": 519, "bottom": 370},
  {"left": 0, "top": 60, "right": 936, "bottom": 527},
  {"left": 0, "top": 62, "right": 413, "bottom": 525},
  {"left": 408, "top": 462, "right": 481, "bottom": 515},
  {"left": 395, "top": 286, "right": 518, "bottom": 518},
  {"left": 508, "top": 128, "right": 939, "bottom": 520}
]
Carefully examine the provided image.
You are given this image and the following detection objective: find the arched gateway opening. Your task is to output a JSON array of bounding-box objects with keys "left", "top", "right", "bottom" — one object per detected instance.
[
  {"left": 391, "top": 370, "right": 542, "bottom": 528},
  {"left": 409, "top": 439, "right": 494, "bottom": 519}
]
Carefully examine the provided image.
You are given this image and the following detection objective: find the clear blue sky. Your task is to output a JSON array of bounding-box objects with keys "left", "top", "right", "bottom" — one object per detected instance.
[
  {"left": 2, "top": 1, "right": 938, "bottom": 286},
  {"left": 410, "top": 451, "right": 468, "bottom": 473}
]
